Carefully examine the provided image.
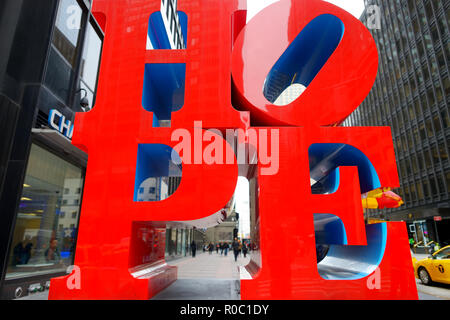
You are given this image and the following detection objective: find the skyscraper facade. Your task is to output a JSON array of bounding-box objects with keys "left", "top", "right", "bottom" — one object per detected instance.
[{"left": 344, "top": 0, "right": 450, "bottom": 252}]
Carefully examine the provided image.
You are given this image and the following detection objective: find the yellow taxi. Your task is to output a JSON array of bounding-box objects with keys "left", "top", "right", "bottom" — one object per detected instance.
[{"left": 413, "top": 245, "right": 450, "bottom": 285}]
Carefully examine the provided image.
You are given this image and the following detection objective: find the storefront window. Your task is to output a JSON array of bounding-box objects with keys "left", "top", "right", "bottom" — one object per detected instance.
[{"left": 6, "top": 144, "right": 84, "bottom": 280}]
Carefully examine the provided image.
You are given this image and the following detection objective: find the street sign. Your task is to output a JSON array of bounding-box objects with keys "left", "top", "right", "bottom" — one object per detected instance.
[{"left": 434, "top": 216, "right": 442, "bottom": 221}]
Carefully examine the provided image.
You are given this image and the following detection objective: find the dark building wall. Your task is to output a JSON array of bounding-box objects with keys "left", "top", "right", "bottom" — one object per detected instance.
[
  {"left": 344, "top": 0, "right": 450, "bottom": 223},
  {"left": 0, "top": 0, "right": 58, "bottom": 284}
]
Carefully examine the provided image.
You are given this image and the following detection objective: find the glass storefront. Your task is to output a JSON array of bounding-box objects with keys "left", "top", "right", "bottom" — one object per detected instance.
[
  {"left": 165, "top": 228, "right": 195, "bottom": 258},
  {"left": 5, "top": 143, "right": 84, "bottom": 280}
]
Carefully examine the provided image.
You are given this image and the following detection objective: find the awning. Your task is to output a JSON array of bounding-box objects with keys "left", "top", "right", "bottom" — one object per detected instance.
[{"left": 31, "top": 128, "right": 88, "bottom": 165}]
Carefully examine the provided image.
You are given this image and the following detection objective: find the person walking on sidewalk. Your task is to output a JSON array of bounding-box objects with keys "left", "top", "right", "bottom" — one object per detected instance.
[
  {"left": 208, "top": 242, "right": 214, "bottom": 255},
  {"left": 190, "top": 240, "right": 197, "bottom": 258},
  {"left": 232, "top": 238, "right": 240, "bottom": 262},
  {"left": 223, "top": 242, "right": 229, "bottom": 256},
  {"left": 242, "top": 242, "right": 248, "bottom": 258}
]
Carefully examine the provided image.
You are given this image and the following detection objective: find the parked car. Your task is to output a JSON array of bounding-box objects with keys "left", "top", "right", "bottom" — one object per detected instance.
[{"left": 413, "top": 245, "right": 450, "bottom": 285}]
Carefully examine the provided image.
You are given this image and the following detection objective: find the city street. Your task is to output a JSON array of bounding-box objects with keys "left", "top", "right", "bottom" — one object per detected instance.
[
  {"left": 416, "top": 278, "right": 450, "bottom": 300},
  {"left": 411, "top": 251, "right": 450, "bottom": 300}
]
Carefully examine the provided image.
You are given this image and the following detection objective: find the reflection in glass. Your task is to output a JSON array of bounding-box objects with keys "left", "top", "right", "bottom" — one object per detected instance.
[
  {"left": 53, "top": 0, "right": 83, "bottom": 66},
  {"left": 134, "top": 144, "right": 182, "bottom": 202},
  {"left": 80, "top": 22, "right": 102, "bottom": 93},
  {"left": 44, "top": 47, "right": 74, "bottom": 104},
  {"left": 6, "top": 144, "right": 84, "bottom": 280}
]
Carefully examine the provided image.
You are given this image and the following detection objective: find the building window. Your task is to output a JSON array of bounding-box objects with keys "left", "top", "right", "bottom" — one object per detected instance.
[
  {"left": 419, "top": 123, "right": 427, "bottom": 141},
  {"left": 441, "top": 110, "right": 449, "bottom": 130},
  {"left": 79, "top": 19, "right": 103, "bottom": 111},
  {"left": 52, "top": 0, "right": 84, "bottom": 67},
  {"left": 436, "top": 174, "right": 446, "bottom": 195},
  {"left": 423, "top": 148, "right": 432, "bottom": 169},
  {"left": 425, "top": 118, "right": 434, "bottom": 138},
  {"left": 422, "top": 179, "right": 430, "bottom": 198},
  {"left": 424, "top": 2, "right": 434, "bottom": 22},
  {"left": 45, "top": 0, "right": 86, "bottom": 105},
  {"left": 6, "top": 144, "right": 84, "bottom": 279},
  {"left": 45, "top": 0, "right": 103, "bottom": 111},
  {"left": 429, "top": 176, "right": 437, "bottom": 195},
  {"left": 433, "top": 115, "right": 442, "bottom": 134},
  {"left": 446, "top": 170, "right": 450, "bottom": 191},
  {"left": 438, "top": 142, "right": 448, "bottom": 163},
  {"left": 416, "top": 182, "right": 424, "bottom": 200},
  {"left": 411, "top": 156, "right": 418, "bottom": 174},
  {"left": 417, "top": 154, "right": 424, "bottom": 171}
]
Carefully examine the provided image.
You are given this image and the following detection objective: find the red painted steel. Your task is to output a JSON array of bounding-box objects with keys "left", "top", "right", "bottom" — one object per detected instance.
[
  {"left": 232, "top": 0, "right": 378, "bottom": 127},
  {"left": 49, "top": 0, "right": 417, "bottom": 300},
  {"left": 239, "top": 127, "right": 417, "bottom": 299}
]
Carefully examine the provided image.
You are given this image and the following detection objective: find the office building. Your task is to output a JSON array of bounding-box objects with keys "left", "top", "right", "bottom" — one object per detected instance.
[
  {"left": 344, "top": 0, "right": 449, "bottom": 252},
  {"left": 0, "top": 0, "right": 103, "bottom": 299}
]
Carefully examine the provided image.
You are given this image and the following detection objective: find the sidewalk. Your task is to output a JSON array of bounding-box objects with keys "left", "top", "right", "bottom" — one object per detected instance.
[
  {"left": 168, "top": 251, "right": 250, "bottom": 280},
  {"left": 152, "top": 251, "right": 250, "bottom": 300}
]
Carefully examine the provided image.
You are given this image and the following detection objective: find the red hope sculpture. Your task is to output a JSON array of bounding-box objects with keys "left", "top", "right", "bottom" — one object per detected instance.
[{"left": 49, "top": 0, "right": 417, "bottom": 300}]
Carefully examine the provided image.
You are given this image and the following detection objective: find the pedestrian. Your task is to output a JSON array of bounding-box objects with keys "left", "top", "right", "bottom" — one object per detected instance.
[
  {"left": 220, "top": 242, "right": 224, "bottom": 255},
  {"left": 209, "top": 242, "right": 214, "bottom": 255},
  {"left": 232, "top": 238, "right": 240, "bottom": 262},
  {"left": 216, "top": 243, "right": 219, "bottom": 254},
  {"left": 429, "top": 242, "right": 436, "bottom": 254},
  {"left": 242, "top": 242, "right": 248, "bottom": 258},
  {"left": 190, "top": 240, "right": 197, "bottom": 258},
  {"left": 223, "top": 242, "right": 229, "bottom": 256}
]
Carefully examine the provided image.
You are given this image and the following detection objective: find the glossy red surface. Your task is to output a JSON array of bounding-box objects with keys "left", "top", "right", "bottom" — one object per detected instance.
[
  {"left": 232, "top": 0, "right": 378, "bottom": 126},
  {"left": 240, "top": 127, "right": 417, "bottom": 299},
  {"left": 49, "top": 0, "right": 417, "bottom": 300},
  {"left": 49, "top": 0, "right": 243, "bottom": 300}
]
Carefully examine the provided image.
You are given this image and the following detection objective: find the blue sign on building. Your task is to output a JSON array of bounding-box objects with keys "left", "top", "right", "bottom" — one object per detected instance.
[{"left": 48, "top": 109, "right": 74, "bottom": 139}]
